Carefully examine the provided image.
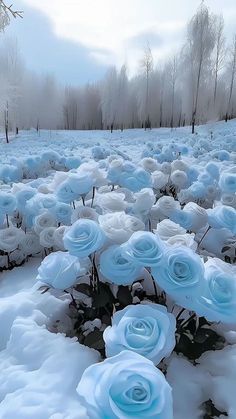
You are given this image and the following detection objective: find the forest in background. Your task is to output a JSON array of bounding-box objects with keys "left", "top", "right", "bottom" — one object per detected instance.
[{"left": 0, "top": 2, "right": 236, "bottom": 135}]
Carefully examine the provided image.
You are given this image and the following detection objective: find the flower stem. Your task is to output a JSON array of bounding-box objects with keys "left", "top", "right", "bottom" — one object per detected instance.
[
  {"left": 91, "top": 187, "right": 96, "bottom": 208},
  {"left": 197, "top": 226, "right": 211, "bottom": 250}
]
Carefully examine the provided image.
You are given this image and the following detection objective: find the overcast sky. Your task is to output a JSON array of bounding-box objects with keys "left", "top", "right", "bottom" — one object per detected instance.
[{"left": 5, "top": 0, "right": 236, "bottom": 85}]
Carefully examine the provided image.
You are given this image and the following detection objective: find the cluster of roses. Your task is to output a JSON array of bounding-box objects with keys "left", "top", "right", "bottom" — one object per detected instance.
[
  {"left": 36, "top": 218, "right": 236, "bottom": 418},
  {"left": 0, "top": 154, "right": 235, "bottom": 270}
]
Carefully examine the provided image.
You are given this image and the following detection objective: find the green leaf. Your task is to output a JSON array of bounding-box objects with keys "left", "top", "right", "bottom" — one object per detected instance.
[
  {"left": 74, "top": 283, "right": 91, "bottom": 297},
  {"left": 93, "top": 283, "right": 114, "bottom": 308},
  {"left": 203, "top": 399, "right": 228, "bottom": 418},
  {"left": 117, "top": 286, "right": 132, "bottom": 306},
  {"left": 84, "top": 328, "right": 105, "bottom": 351}
]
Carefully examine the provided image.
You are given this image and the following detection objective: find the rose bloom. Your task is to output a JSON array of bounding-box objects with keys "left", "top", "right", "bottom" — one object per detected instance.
[
  {"left": 121, "top": 231, "right": 165, "bottom": 267},
  {"left": 133, "top": 188, "right": 155, "bottom": 213},
  {"left": 194, "top": 258, "right": 236, "bottom": 323},
  {"left": 140, "top": 157, "right": 160, "bottom": 173},
  {"left": 64, "top": 219, "right": 105, "bottom": 257},
  {"left": 99, "top": 245, "right": 144, "bottom": 285},
  {"left": 99, "top": 211, "right": 145, "bottom": 244},
  {"left": 39, "top": 227, "right": 56, "bottom": 248},
  {"left": 104, "top": 303, "right": 176, "bottom": 365},
  {"left": 71, "top": 206, "right": 99, "bottom": 224},
  {"left": 156, "top": 196, "right": 180, "bottom": 217},
  {"left": 77, "top": 350, "right": 173, "bottom": 419},
  {"left": 37, "top": 251, "right": 81, "bottom": 289},
  {"left": 154, "top": 219, "right": 186, "bottom": 241},
  {"left": 152, "top": 245, "right": 205, "bottom": 309},
  {"left": 152, "top": 170, "right": 169, "bottom": 190},
  {"left": 96, "top": 191, "right": 126, "bottom": 212},
  {"left": 0, "top": 227, "right": 25, "bottom": 252}
]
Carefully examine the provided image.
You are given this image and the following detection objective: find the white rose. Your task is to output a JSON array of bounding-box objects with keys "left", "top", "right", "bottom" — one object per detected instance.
[
  {"left": 53, "top": 226, "right": 69, "bottom": 250},
  {"left": 170, "top": 170, "right": 188, "bottom": 189},
  {"left": 0, "top": 227, "right": 25, "bottom": 252},
  {"left": 156, "top": 196, "right": 180, "bottom": 216},
  {"left": 161, "top": 162, "right": 171, "bottom": 175},
  {"left": 39, "top": 227, "right": 56, "bottom": 248},
  {"left": 96, "top": 192, "right": 126, "bottom": 212},
  {"left": 140, "top": 157, "right": 160, "bottom": 173},
  {"left": 99, "top": 211, "right": 145, "bottom": 244},
  {"left": 71, "top": 206, "right": 98, "bottom": 224},
  {"left": 171, "top": 160, "right": 188, "bottom": 172},
  {"left": 152, "top": 171, "right": 169, "bottom": 190},
  {"left": 183, "top": 202, "right": 208, "bottom": 232},
  {"left": 19, "top": 232, "right": 41, "bottom": 255},
  {"left": 167, "top": 233, "right": 197, "bottom": 250},
  {"left": 34, "top": 211, "right": 57, "bottom": 235},
  {"left": 78, "top": 161, "right": 106, "bottom": 187},
  {"left": 48, "top": 171, "right": 68, "bottom": 191},
  {"left": 133, "top": 188, "right": 155, "bottom": 212},
  {"left": 154, "top": 219, "right": 186, "bottom": 240}
]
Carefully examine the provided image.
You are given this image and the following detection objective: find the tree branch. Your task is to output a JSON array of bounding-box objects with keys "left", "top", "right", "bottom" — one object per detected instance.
[{"left": 0, "top": 1, "right": 23, "bottom": 19}]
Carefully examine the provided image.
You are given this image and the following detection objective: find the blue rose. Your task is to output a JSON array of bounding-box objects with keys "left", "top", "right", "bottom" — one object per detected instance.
[
  {"left": 120, "top": 168, "right": 152, "bottom": 192},
  {"left": 15, "top": 187, "right": 36, "bottom": 212},
  {"left": 188, "top": 181, "right": 206, "bottom": 199},
  {"left": 0, "top": 192, "right": 17, "bottom": 215},
  {"left": 169, "top": 209, "right": 194, "bottom": 230},
  {"left": 37, "top": 251, "right": 81, "bottom": 289},
  {"left": 104, "top": 303, "right": 176, "bottom": 365},
  {"left": 121, "top": 231, "right": 165, "bottom": 267},
  {"left": 219, "top": 172, "right": 236, "bottom": 194},
  {"left": 208, "top": 206, "right": 236, "bottom": 234},
  {"left": 152, "top": 246, "right": 204, "bottom": 309},
  {"left": 65, "top": 156, "right": 81, "bottom": 170},
  {"left": 68, "top": 172, "right": 94, "bottom": 195},
  {"left": 193, "top": 258, "right": 236, "bottom": 323},
  {"left": 206, "top": 162, "right": 219, "bottom": 180},
  {"left": 64, "top": 219, "right": 105, "bottom": 257},
  {"left": 100, "top": 245, "right": 144, "bottom": 285},
  {"left": 51, "top": 202, "right": 72, "bottom": 225},
  {"left": 77, "top": 350, "right": 173, "bottom": 419},
  {"left": 56, "top": 180, "right": 79, "bottom": 203}
]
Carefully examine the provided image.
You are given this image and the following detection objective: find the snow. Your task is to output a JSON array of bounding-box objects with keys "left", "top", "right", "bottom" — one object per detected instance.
[
  {"left": 0, "top": 119, "right": 236, "bottom": 417},
  {"left": 0, "top": 260, "right": 100, "bottom": 418}
]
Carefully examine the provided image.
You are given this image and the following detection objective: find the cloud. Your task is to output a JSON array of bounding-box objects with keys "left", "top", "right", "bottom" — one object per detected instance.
[
  {"left": 127, "top": 30, "right": 163, "bottom": 49},
  {"left": 5, "top": 0, "right": 109, "bottom": 85},
  {"left": 4, "top": 0, "right": 236, "bottom": 83}
]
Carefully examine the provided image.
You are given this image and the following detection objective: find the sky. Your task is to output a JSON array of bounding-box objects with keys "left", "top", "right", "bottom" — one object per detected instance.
[{"left": 4, "top": 0, "right": 236, "bottom": 85}]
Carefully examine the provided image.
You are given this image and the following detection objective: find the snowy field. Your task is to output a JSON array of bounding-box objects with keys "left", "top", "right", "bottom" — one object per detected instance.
[{"left": 0, "top": 120, "right": 236, "bottom": 418}]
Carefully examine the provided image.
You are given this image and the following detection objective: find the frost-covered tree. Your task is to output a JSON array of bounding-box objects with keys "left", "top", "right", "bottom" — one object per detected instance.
[
  {"left": 213, "top": 15, "right": 225, "bottom": 106},
  {"left": 116, "top": 65, "right": 129, "bottom": 131},
  {"left": 185, "top": 2, "right": 216, "bottom": 133},
  {"left": 225, "top": 35, "right": 236, "bottom": 121},
  {"left": 140, "top": 43, "right": 153, "bottom": 129},
  {"left": 1, "top": 3, "right": 236, "bottom": 134},
  {"left": 0, "top": 1, "right": 23, "bottom": 31},
  {"left": 101, "top": 67, "right": 118, "bottom": 132}
]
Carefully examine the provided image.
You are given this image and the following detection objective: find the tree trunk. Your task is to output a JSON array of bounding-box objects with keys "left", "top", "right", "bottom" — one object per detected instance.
[{"left": 4, "top": 102, "right": 9, "bottom": 144}]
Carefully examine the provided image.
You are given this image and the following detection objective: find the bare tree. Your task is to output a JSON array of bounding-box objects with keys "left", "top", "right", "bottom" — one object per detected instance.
[
  {"left": 213, "top": 15, "right": 225, "bottom": 105},
  {"left": 225, "top": 35, "right": 236, "bottom": 121},
  {"left": 140, "top": 43, "right": 153, "bottom": 129},
  {"left": 168, "top": 55, "right": 178, "bottom": 128},
  {"left": 187, "top": 2, "right": 216, "bottom": 133},
  {"left": 0, "top": 1, "right": 23, "bottom": 31}
]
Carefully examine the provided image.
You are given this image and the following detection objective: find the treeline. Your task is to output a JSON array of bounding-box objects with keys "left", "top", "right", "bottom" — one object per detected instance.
[{"left": 0, "top": 3, "right": 236, "bottom": 135}]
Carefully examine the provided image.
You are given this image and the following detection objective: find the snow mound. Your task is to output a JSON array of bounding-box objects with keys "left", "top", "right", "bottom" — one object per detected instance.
[{"left": 0, "top": 262, "right": 100, "bottom": 418}]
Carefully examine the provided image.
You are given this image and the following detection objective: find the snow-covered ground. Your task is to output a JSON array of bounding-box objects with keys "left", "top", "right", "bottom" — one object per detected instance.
[{"left": 0, "top": 120, "right": 236, "bottom": 418}]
